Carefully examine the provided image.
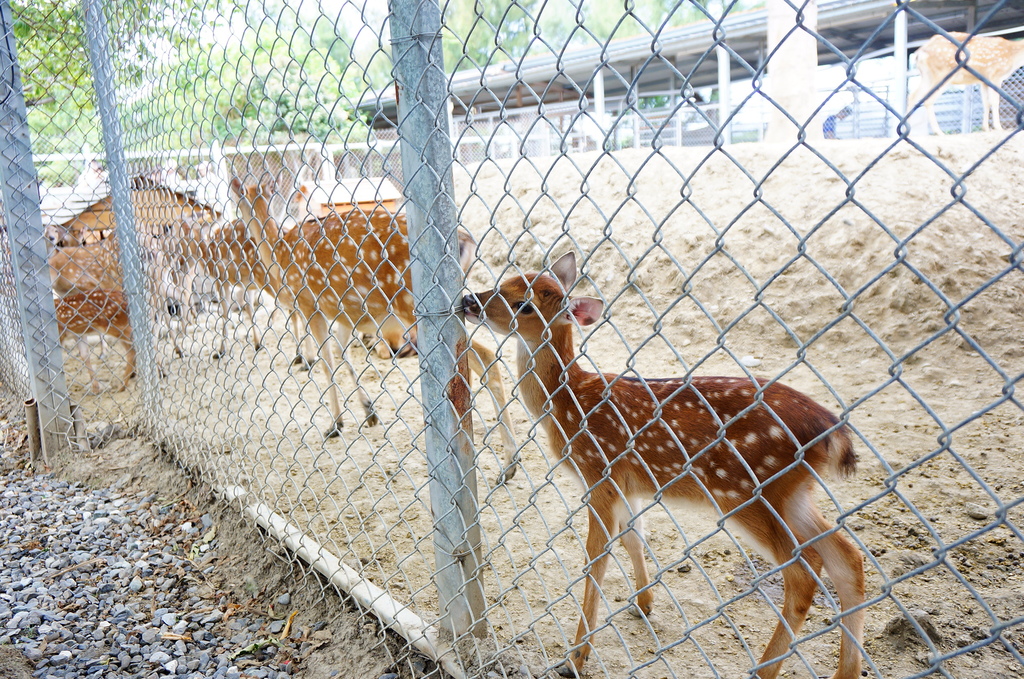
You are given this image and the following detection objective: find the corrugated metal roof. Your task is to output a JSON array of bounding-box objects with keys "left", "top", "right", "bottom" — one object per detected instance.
[
  {"left": 40, "top": 177, "right": 222, "bottom": 227},
  {"left": 367, "top": 0, "right": 1024, "bottom": 121},
  {"left": 39, "top": 184, "right": 109, "bottom": 227}
]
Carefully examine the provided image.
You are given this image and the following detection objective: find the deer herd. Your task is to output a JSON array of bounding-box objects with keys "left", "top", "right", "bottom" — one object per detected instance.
[{"left": 45, "top": 175, "right": 868, "bottom": 677}]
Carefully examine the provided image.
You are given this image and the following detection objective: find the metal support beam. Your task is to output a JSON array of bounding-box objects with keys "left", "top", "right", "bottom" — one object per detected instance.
[
  {"left": 0, "top": 0, "right": 72, "bottom": 457},
  {"left": 716, "top": 45, "right": 733, "bottom": 145},
  {"left": 893, "top": 3, "right": 908, "bottom": 122},
  {"left": 389, "top": 0, "right": 486, "bottom": 639},
  {"left": 81, "top": 0, "right": 161, "bottom": 421}
]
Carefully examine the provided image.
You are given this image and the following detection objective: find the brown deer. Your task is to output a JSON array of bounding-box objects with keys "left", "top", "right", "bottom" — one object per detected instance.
[
  {"left": 54, "top": 289, "right": 135, "bottom": 393},
  {"left": 234, "top": 180, "right": 517, "bottom": 460},
  {"left": 909, "top": 31, "right": 1024, "bottom": 134},
  {"left": 48, "top": 238, "right": 123, "bottom": 297},
  {"left": 49, "top": 235, "right": 189, "bottom": 358},
  {"left": 462, "top": 252, "right": 865, "bottom": 679}
]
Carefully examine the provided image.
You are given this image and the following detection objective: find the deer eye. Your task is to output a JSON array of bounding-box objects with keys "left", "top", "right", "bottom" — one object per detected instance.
[{"left": 514, "top": 301, "right": 534, "bottom": 314}]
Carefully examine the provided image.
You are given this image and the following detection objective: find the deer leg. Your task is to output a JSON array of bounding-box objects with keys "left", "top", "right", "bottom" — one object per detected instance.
[
  {"left": 246, "top": 288, "right": 263, "bottom": 352},
  {"left": 166, "top": 271, "right": 191, "bottom": 359},
  {"left": 305, "top": 313, "right": 348, "bottom": 438},
  {"left": 621, "top": 497, "right": 653, "bottom": 617},
  {"left": 979, "top": 84, "right": 992, "bottom": 132},
  {"left": 984, "top": 84, "right": 1004, "bottom": 132},
  {"left": 335, "top": 328, "right": 378, "bottom": 428},
  {"left": 288, "top": 309, "right": 313, "bottom": 371},
  {"left": 170, "top": 292, "right": 191, "bottom": 359},
  {"left": 755, "top": 546, "right": 821, "bottom": 679},
  {"left": 77, "top": 338, "right": 102, "bottom": 394},
  {"left": 465, "top": 340, "right": 517, "bottom": 481},
  {"left": 729, "top": 501, "right": 822, "bottom": 679},
  {"left": 118, "top": 338, "right": 136, "bottom": 392},
  {"left": 558, "top": 491, "right": 618, "bottom": 678},
  {"left": 788, "top": 504, "right": 865, "bottom": 679},
  {"left": 212, "top": 281, "right": 231, "bottom": 360}
]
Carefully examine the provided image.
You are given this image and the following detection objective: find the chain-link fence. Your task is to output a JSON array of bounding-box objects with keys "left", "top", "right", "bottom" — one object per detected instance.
[{"left": 2, "top": 0, "right": 1024, "bottom": 677}]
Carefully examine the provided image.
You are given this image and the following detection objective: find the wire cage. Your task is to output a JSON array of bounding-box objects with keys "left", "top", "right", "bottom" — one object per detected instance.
[{"left": 1, "top": 0, "right": 1023, "bottom": 677}]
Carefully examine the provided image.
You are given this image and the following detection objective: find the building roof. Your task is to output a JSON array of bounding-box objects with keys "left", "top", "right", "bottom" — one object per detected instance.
[
  {"left": 40, "top": 174, "right": 222, "bottom": 228},
  {"left": 368, "top": 0, "right": 1024, "bottom": 123},
  {"left": 301, "top": 177, "right": 403, "bottom": 207},
  {"left": 39, "top": 184, "right": 110, "bottom": 228}
]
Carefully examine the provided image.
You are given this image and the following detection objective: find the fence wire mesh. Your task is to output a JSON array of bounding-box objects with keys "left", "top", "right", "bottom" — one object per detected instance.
[{"left": 2, "top": 0, "right": 1024, "bottom": 677}]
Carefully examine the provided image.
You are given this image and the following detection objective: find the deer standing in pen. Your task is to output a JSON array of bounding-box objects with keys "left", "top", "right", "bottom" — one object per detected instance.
[
  {"left": 233, "top": 180, "right": 517, "bottom": 460},
  {"left": 909, "top": 31, "right": 1024, "bottom": 134},
  {"left": 54, "top": 289, "right": 135, "bottom": 393},
  {"left": 462, "top": 252, "right": 865, "bottom": 679},
  {"left": 49, "top": 235, "right": 189, "bottom": 358},
  {"left": 174, "top": 215, "right": 308, "bottom": 364}
]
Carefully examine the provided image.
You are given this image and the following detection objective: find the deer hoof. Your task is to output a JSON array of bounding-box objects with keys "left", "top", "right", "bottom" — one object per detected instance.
[
  {"left": 292, "top": 355, "right": 312, "bottom": 371},
  {"left": 628, "top": 602, "right": 652, "bottom": 618},
  {"left": 324, "top": 421, "right": 344, "bottom": 439},
  {"left": 363, "top": 411, "right": 380, "bottom": 428},
  {"left": 555, "top": 661, "right": 580, "bottom": 678},
  {"left": 394, "top": 342, "right": 417, "bottom": 359},
  {"left": 498, "top": 459, "right": 519, "bottom": 484}
]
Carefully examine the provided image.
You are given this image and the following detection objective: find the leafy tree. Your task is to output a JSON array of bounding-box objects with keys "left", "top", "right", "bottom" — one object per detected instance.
[
  {"left": 13, "top": 0, "right": 99, "bottom": 163},
  {"left": 440, "top": 0, "right": 722, "bottom": 73}
]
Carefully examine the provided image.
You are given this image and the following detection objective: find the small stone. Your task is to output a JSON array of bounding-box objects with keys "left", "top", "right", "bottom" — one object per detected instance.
[
  {"left": 130, "top": 577, "right": 144, "bottom": 592},
  {"left": 50, "top": 650, "right": 74, "bottom": 666},
  {"left": 276, "top": 593, "right": 291, "bottom": 606},
  {"left": 965, "top": 503, "right": 990, "bottom": 520},
  {"left": 739, "top": 355, "right": 762, "bottom": 367},
  {"left": 150, "top": 650, "right": 172, "bottom": 664}
]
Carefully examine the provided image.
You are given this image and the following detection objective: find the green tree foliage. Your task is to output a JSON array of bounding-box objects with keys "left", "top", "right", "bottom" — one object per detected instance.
[
  {"left": 13, "top": 0, "right": 99, "bottom": 157},
  {"left": 13, "top": 0, "right": 374, "bottom": 156},
  {"left": 440, "top": 0, "right": 719, "bottom": 72},
  {"left": 126, "top": 0, "right": 373, "bottom": 148}
]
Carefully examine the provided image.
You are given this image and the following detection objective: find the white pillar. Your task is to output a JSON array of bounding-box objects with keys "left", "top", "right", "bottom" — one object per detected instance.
[
  {"left": 631, "top": 66, "right": 641, "bottom": 149},
  {"left": 717, "top": 45, "right": 733, "bottom": 144},
  {"left": 893, "top": 5, "right": 908, "bottom": 123},
  {"left": 765, "top": 0, "right": 819, "bottom": 143}
]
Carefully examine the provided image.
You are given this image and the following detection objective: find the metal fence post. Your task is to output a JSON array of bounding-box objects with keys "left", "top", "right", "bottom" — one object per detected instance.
[
  {"left": 0, "top": 0, "right": 73, "bottom": 456},
  {"left": 81, "top": 0, "right": 160, "bottom": 420},
  {"left": 390, "top": 0, "right": 487, "bottom": 639}
]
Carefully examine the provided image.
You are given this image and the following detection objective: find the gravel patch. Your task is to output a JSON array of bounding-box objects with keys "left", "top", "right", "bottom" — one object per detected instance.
[{"left": 0, "top": 465, "right": 325, "bottom": 679}]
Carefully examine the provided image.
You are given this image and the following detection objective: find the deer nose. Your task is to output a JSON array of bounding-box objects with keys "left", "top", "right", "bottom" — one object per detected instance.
[{"left": 461, "top": 293, "right": 482, "bottom": 318}]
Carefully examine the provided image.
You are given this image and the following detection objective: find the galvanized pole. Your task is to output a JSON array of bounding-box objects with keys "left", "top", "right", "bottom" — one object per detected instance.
[
  {"left": 0, "top": 0, "right": 73, "bottom": 457},
  {"left": 81, "top": 0, "right": 160, "bottom": 420},
  {"left": 389, "top": 0, "right": 486, "bottom": 639}
]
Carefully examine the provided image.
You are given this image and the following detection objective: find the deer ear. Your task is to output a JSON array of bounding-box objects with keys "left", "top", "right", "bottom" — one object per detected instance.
[
  {"left": 550, "top": 251, "right": 578, "bottom": 291},
  {"left": 456, "top": 228, "right": 477, "bottom": 274},
  {"left": 567, "top": 296, "right": 603, "bottom": 326}
]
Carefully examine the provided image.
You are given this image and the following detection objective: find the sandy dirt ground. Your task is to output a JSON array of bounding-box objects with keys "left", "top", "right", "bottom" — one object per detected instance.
[{"left": 60, "top": 132, "right": 1024, "bottom": 678}]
